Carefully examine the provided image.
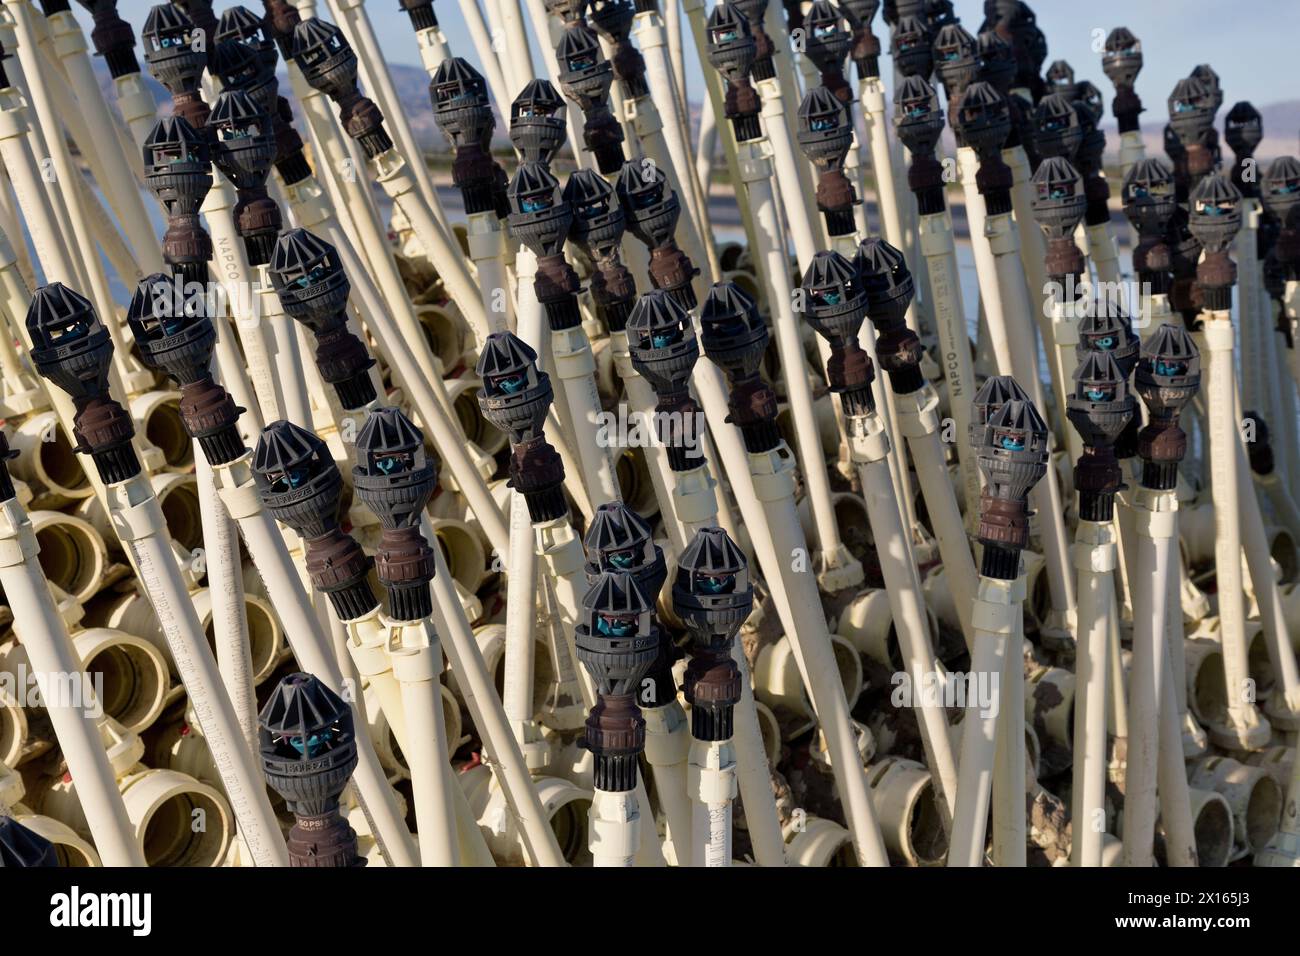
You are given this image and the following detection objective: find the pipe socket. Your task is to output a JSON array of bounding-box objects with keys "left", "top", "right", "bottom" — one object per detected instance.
[
  {"left": 614, "top": 447, "right": 659, "bottom": 520},
  {"left": 429, "top": 517, "right": 488, "bottom": 594},
  {"left": 1181, "top": 786, "right": 1235, "bottom": 868},
  {"left": 21, "top": 510, "right": 107, "bottom": 604},
  {"left": 783, "top": 814, "right": 859, "bottom": 867},
  {"left": 10, "top": 808, "right": 101, "bottom": 866},
  {"left": 9, "top": 412, "right": 92, "bottom": 508},
  {"left": 445, "top": 375, "right": 508, "bottom": 456},
  {"left": 415, "top": 303, "right": 469, "bottom": 372},
  {"left": 131, "top": 390, "right": 193, "bottom": 472},
  {"left": 72, "top": 627, "right": 169, "bottom": 734},
  {"left": 867, "top": 757, "right": 949, "bottom": 866},
  {"left": 460, "top": 763, "right": 592, "bottom": 865},
  {"left": 1190, "top": 756, "right": 1282, "bottom": 860}
]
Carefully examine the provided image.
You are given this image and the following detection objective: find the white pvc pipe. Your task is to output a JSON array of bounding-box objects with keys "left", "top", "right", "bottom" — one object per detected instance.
[
  {"left": 0, "top": 497, "right": 143, "bottom": 866},
  {"left": 196, "top": 456, "right": 257, "bottom": 753},
  {"left": 1199, "top": 318, "right": 1269, "bottom": 748},
  {"left": 856, "top": 442, "right": 958, "bottom": 819},
  {"left": 948, "top": 574, "right": 1019, "bottom": 867},
  {"left": 1123, "top": 488, "right": 1176, "bottom": 866},
  {"left": 1070, "top": 519, "right": 1115, "bottom": 866}
]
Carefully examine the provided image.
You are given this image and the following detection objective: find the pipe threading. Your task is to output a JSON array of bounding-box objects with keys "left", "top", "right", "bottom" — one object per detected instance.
[
  {"left": 535, "top": 255, "right": 583, "bottom": 331},
  {"left": 82, "top": 0, "right": 141, "bottom": 79},
  {"left": 509, "top": 436, "right": 569, "bottom": 523},
  {"left": 684, "top": 647, "right": 741, "bottom": 741},
  {"left": 1196, "top": 251, "right": 1236, "bottom": 313},
  {"left": 583, "top": 693, "right": 646, "bottom": 792}
]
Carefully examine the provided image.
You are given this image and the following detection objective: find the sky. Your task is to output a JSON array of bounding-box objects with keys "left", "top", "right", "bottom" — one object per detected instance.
[{"left": 88, "top": 0, "right": 1295, "bottom": 116}]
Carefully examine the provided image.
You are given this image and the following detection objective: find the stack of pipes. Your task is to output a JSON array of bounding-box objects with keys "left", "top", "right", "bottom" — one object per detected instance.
[{"left": 0, "top": 0, "right": 1295, "bottom": 871}]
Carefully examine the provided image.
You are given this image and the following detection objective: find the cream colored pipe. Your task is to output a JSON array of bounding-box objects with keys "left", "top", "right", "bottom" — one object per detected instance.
[
  {"left": 0, "top": 495, "right": 143, "bottom": 866},
  {"left": 1070, "top": 519, "right": 1116, "bottom": 866},
  {"left": 1084, "top": 218, "right": 1122, "bottom": 288},
  {"left": 1123, "top": 488, "right": 1180, "bottom": 866},
  {"left": 102, "top": 471, "right": 286, "bottom": 866},
  {"left": 896, "top": 386, "right": 976, "bottom": 649},
  {"left": 202, "top": 182, "right": 284, "bottom": 425},
  {"left": 427, "top": 542, "right": 567, "bottom": 866},
  {"left": 750, "top": 437, "right": 889, "bottom": 866},
  {"left": 861, "top": 75, "right": 919, "bottom": 337},
  {"left": 389, "top": 616, "right": 460, "bottom": 867},
  {"left": 1046, "top": 286, "right": 1087, "bottom": 464},
  {"left": 1238, "top": 200, "right": 1268, "bottom": 422},
  {"left": 196, "top": 456, "right": 257, "bottom": 752},
  {"left": 551, "top": 325, "right": 620, "bottom": 505},
  {"left": 689, "top": 737, "right": 735, "bottom": 866},
  {"left": 44, "top": 10, "right": 164, "bottom": 274},
  {"left": 1198, "top": 317, "right": 1270, "bottom": 749},
  {"left": 917, "top": 212, "right": 980, "bottom": 532},
  {"left": 736, "top": 141, "right": 857, "bottom": 591},
  {"left": 503, "top": 493, "right": 548, "bottom": 766},
  {"left": 992, "top": 611, "right": 1026, "bottom": 866},
  {"left": 850, "top": 414, "right": 958, "bottom": 825},
  {"left": 70, "top": 627, "right": 168, "bottom": 735},
  {"left": 455, "top": 0, "right": 511, "bottom": 114},
  {"left": 1007, "top": 145, "right": 1051, "bottom": 365},
  {"left": 949, "top": 573, "right": 1021, "bottom": 867}
]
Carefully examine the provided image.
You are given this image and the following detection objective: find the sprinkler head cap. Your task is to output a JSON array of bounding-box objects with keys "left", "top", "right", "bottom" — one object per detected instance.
[
  {"left": 268, "top": 229, "right": 352, "bottom": 330},
  {"left": 25, "top": 283, "right": 115, "bottom": 400},
  {"left": 1121, "top": 157, "right": 1177, "bottom": 235},
  {"left": 705, "top": 2, "right": 757, "bottom": 85},
  {"left": 672, "top": 526, "right": 753, "bottom": 640},
  {"left": 352, "top": 407, "right": 437, "bottom": 531},
  {"left": 291, "top": 18, "right": 360, "bottom": 100},
  {"left": 1102, "top": 27, "right": 1141, "bottom": 89},
  {"left": 574, "top": 571, "right": 658, "bottom": 695},
  {"left": 804, "top": 0, "right": 852, "bottom": 74},
  {"left": 893, "top": 74, "right": 945, "bottom": 155},
  {"left": 563, "top": 169, "right": 625, "bottom": 253},
  {"left": 126, "top": 272, "right": 217, "bottom": 386},
  {"left": 1262, "top": 156, "right": 1300, "bottom": 227},
  {"left": 953, "top": 80, "right": 1011, "bottom": 156},
  {"left": 141, "top": 4, "right": 206, "bottom": 93},
  {"left": 626, "top": 290, "right": 699, "bottom": 394},
  {"left": 1032, "top": 93, "right": 1083, "bottom": 161},
  {"left": 977, "top": 397, "right": 1049, "bottom": 502},
  {"left": 0, "top": 817, "right": 58, "bottom": 867},
  {"left": 970, "top": 374, "right": 1029, "bottom": 445},
  {"left": 1067, "top": 349, "right": 1135, "bottom": 449},
  {"left": 510, "top": 79, "right": 567, "bottom": 163},
  {"left": 215, "top": 6, "right": 278, "bottom": 70},
  {"left": 259, "top": 672, "right": 359, "bottom": 814},
  {"left": 1167, "top": 76, "right": 1216, "bottom": 146},
  {"left": 1031, "top": 156, "right": 1087, "bottom": 238},
  {"left": 976, "top": 30, "right": 1016, "bottom": 93},
  {"left": 507, "top": 162, "right": 572, "bottom": 256},
  {"left": 1224, "top": 102, "right": 1263, "bottom": 158},
  {"left": 557, "top": 23, "right": 615, "bottom": 105},
  {"left": 143, "top": 115, "right": 213, "bottom": 216},
  {"left": 855, "top": 237, "right": 915, "bottom": 328},
  {"left": 583, "top": 501, "right": 667, "bottom": 599},
  {"left": 615, "top": 160, "right": 681, "bottom": 249},
  {"left": 431, "top": 57, "right": 494, "bottom": 148},
  {"left": 699, "top": 281, "right": 769, "bottom": 378},
  {"left": 891, "top": 15, "right": 933, "bottom": 79},
  {"left": 1187, "top": 174, "right": 1243, "bottom": 254},
  {"left": 931, "top": 22, "right": 977, "bottom": 97},
  {"left": 802, "top": 250, "right": 868, "bottom": 345},
  {"left": 798, "top": 86, "right": 854, "bottom": 168},
  {"left": 208, "top": 89, "right": 277, "bottom": 190},
  {"left": 1135, "top": 323, "right": 1200, "bottom": 417},
  {"left": 475, "top": 331, "right": 554, "bottom": 444},
  {"left": 1077, "top": 306, "right": 1138, "bottom": 378},
  {"left": 252, "top": 420, "right": 343, "bottom": 539}
]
